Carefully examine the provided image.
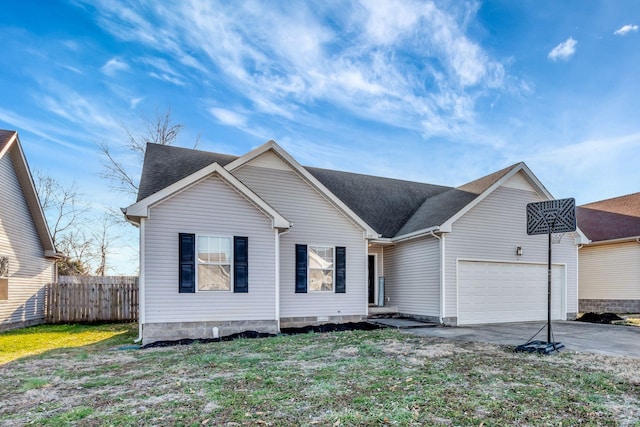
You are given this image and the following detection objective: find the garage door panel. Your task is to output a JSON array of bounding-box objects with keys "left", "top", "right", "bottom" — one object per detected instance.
[{"left": 458, "top": 261, "right": 564, "bottom": 325}]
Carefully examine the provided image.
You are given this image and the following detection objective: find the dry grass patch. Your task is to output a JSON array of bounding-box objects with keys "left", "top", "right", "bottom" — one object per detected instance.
[{"left": 0, "top": 326, "right": 639, "bottom": 426}]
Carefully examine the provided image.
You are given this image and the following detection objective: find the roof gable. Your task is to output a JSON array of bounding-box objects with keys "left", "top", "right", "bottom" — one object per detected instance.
[
  {"left": 0, "top": 130, "right": 57, "bottom": 257},
  {"left": 225, "top": 141, "right": 380, "bottom": 238},
  {"left": 126, "top": 161, "right": 291, "bottom": 229}
]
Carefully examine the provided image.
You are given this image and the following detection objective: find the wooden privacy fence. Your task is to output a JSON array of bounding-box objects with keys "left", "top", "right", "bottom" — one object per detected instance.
[{"left": 46, "top": 276, "right": 138, "bottom": 323}]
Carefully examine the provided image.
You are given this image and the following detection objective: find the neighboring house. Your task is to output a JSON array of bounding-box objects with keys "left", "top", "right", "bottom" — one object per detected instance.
[
  {"left": 577, "top": 193, "right": 640, "bottom": 313},
  {"left": 124, "top": 141, "right": 587, "bottom": 344},
  {"left": 0, "top": 130, "right": 58, "bottom": 332}
]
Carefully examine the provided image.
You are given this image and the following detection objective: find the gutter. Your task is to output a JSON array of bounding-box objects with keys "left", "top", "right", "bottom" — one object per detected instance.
[{"left": 391, "top": 226, "right": 441, "bottom": 244}]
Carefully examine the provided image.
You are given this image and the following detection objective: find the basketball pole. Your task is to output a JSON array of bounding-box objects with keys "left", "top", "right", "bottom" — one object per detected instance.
[{"left": 547, "top": 231, "right": 552, "bottom": 344}]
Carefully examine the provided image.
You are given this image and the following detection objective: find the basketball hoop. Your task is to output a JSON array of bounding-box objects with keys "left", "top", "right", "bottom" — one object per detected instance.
[{"left": 521, "top": 198, "right": 577, "bottom": 353}]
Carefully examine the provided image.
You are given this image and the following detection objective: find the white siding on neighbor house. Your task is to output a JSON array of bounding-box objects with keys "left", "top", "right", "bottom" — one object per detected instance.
[
  {"left": 0, "top": 151, "right": 55, "bottom": 327},
  {"left": 234, "top": 161, "right": 367, "bottom": 318},
  {"left": 579, "top": 242, "right": 640, "bottom": 299},
  {"left": 444, "top": 184, "right": 578, "bottom": 319},
  {"left": 143, "top": 175, "right": 277, "bottom": 323},
  {"left": 383, "top": 236, "right": 440, "bottom": 317}
]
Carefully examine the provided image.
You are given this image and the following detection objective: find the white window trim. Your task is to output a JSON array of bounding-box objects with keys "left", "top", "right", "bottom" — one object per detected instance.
[
  {"left": 308, "top": 245, "right": 335, "bottom": 293},
  {"left": 196, "top": 235, "right": 234, "bottom": 292}
]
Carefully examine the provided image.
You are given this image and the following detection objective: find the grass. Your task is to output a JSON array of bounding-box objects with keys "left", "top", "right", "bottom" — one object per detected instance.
[
  {"left": 0, "top": 324, "right": 639, "bottom": 426},
  {"left": 0, "top": 323, "right": 136, "bottom": 364}
]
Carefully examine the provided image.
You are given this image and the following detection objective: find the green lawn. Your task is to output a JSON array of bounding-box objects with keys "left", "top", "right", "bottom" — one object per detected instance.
[
  {"left": 0, "top": 323, "right": 136, "bottom": 364},
  {"left": 0, "top": 324, "right": 639, "bottom": 426}
]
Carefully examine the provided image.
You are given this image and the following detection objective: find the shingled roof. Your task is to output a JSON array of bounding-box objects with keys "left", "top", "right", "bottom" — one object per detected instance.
[
  {"left": 577, "top": 193, "right": 640, "bottom": 242},
  {"left": 136, "top": 143, "right": 523, "bottom": 239}
]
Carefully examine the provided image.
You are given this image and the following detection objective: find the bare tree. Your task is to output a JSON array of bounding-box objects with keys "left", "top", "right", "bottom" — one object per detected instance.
[
  {"left": 99, "top": 107, "right": 184, "bottom": 195},
  {"left": 34, "top": 171, "right": 86, "bottom": 246},
  {"left": 93, "top": 215, "right": 118, "bottom": 276},
  {"left": 55, "top": 230, "right": 94, "bottom": 276}
]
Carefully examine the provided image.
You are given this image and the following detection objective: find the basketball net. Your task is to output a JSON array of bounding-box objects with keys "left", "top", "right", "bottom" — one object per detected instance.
[{"left": 551, "top": 233, "right": 565, "bottom": 244}]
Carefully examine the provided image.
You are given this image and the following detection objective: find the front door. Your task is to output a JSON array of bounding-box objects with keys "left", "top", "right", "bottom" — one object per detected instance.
[{"left": 368, "top": 255, "right": 375, "bottom": 304}]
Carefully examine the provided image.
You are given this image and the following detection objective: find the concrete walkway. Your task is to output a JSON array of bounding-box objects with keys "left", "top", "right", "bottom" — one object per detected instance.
[{"left": 406, "top": 321, "right": 640, "bottom": 358}]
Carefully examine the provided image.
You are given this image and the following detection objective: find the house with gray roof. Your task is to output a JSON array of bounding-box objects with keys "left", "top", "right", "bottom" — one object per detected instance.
[
  {"left": 0, "top": 130, "right": 59, "bottom": 332},
  {"left": 577, "top": 193, "right": 640, "bottom": 313},
  {"left": 124, "top": 140, "right": 587, "bottom": 344}
]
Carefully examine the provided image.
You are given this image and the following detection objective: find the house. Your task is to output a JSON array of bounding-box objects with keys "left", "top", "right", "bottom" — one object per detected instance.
[
  {"left": 0, "top": 130, "right": 58, "bottom": 332},
  {"left": 577, "top": 193, "right": 640, "bottom": 313},
  {"left": 124, "top": 140, "right": 587, "bottom": 344}
]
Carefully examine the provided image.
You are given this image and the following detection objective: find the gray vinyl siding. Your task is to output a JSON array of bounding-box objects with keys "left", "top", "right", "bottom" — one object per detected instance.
[
  {"left": 383, "top": 236, "right": 440, "bottom": 317},
  {"left": 444, "top": 186, "right": 578, "bottom": 318},
  {"left": 234, "top": 165, "right": 367, "bottom": 318},
  {"left": 143, "top": 175, "right": 277, "bottom": 323},
  {"left": 579, "top": 242, "right": 640, "bottom": 299},
  {"left": 0, "top": 152, "right": 54, "bottom": 328}
]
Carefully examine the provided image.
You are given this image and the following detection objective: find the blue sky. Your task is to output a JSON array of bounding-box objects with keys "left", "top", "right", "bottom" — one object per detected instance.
[{"left": 1, "top": 1, "right": 639, "bottom": 274}]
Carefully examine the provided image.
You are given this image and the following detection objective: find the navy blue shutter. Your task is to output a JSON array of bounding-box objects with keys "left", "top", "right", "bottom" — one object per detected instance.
[
  {"left": 179, "top": 233, "right": 196, "bottom": 293},
  {"left": 295, "top": 244, "right": 308, "bottom": 293},
  {"left": 335, "top": 246, "right": 346, "bottom": 293},
  {"left": 234, "top": 236, "right": 249, "bottom": 293}
]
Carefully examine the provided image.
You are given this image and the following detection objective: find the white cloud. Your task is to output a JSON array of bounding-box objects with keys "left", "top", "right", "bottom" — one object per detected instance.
[
  {"left": 209, "top": 108, "right": 247, "bottom": 127},
  {"left": 100, "top": 58, "right": 130, "bottom": 76},
  {"left": 548, "top": 37, "right": 577, "bottom": 61},
  {"left": 81, "top": 0, "right": 511, "bottom": 142},
  {"left": 614, "top": 24, "right": 639, "bottom": 36},
  {"left": 129, "top": 97, "right": 144, "bottom": 109}
]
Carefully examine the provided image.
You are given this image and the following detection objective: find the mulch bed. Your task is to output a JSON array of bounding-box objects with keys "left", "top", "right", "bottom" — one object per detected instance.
[
  {"left": 141, "top": 322, "right": 384, "bottom": 349},
  {"left": 576, "top": 312, "right": 624, "bottom": 324}
]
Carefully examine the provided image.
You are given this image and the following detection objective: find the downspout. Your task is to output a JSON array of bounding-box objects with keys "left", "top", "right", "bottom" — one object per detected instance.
[
  {"left": 276, "top": 227, "right": 292, "bottom": 331},
  {"left": 430, "top": 231, "right": 444, "bottom": 324},
  {"left": 134, "top": 218, "right": 145, "bottom": 343}
]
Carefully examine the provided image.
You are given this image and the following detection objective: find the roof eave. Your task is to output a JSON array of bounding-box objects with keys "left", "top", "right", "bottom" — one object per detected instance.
[
  {"left": 391, "top": 226, "right": 442, "bottom": 243},
  {"left": 582, "top": 235, "right": 640, "bottom": 246}
]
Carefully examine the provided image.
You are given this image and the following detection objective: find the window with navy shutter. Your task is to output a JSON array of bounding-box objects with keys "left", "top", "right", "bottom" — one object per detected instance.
[
  {"left": 234, "top": 236, "right": 248, "bottom": 293},
  {"left": 295, "top": 244, "right": 308, "bottom": 293},
  {"left": 335, "top": 246, "right": 346, "bottom": 293},
  {"left": 179, "top": 233, "right": 196, "bottom": 293}
]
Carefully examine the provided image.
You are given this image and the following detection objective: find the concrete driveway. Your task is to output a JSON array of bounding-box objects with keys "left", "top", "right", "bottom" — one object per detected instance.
[{"left": 407, "top": 321, "right": 640, "bottom": 357}]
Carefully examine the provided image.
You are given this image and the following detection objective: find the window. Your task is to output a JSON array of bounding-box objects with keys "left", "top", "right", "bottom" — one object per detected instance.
[
  {"left": 296, "top": 244, "right": 345, "bottom": 294},
  {"left": 179, "top": 234, "right": 248, "bottom": 294},
  {"left": 197, "top": 236, "right": 232, "bottom": 291},
  {"left": 309, "top": 246, "right": 334, "bottom": 292}
]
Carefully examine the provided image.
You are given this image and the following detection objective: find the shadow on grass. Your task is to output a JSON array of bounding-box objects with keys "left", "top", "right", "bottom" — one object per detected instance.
[{"left": 0, "top": 323, "right": 138, "bottom": 365}]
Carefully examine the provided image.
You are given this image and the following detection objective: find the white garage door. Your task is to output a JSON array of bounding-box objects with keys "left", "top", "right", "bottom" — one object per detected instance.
[{"left": 458, "top": 261, "right": 565, "bottom": 325}]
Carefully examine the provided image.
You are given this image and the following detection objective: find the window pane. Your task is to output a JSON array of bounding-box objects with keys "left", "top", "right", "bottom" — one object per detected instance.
[
  {"left": 309, "top": 246, "right": 333, "bottom": 269},
  {"left": 309, "top": 269, "right": 333, "bottom": 292},
  {"left": 198, "top": 264, "right": 231, "bottom": 291},
  {"left": 209, "top": 237, "right": 231, "bottom": 262},
  {"left": 198, "top": 237, "right": 210, "bottom": 263}
]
